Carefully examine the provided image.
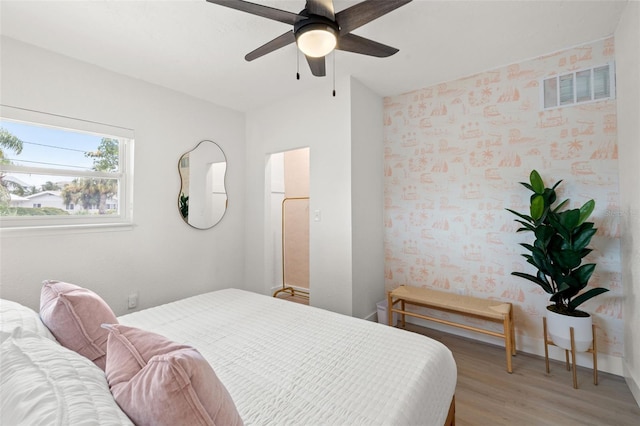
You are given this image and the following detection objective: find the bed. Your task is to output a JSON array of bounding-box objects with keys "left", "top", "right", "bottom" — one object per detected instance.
[{"left": 1, "top": 285, "right": 457, "bottom": 426}]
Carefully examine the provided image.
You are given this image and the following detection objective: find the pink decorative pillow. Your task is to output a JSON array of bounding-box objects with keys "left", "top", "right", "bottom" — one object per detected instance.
[
  {"left": 39, "top": 280, "right": 117, "bottom": 370},
  {"left": 104, "top": 324, "right": 243, "bottom": 426}
]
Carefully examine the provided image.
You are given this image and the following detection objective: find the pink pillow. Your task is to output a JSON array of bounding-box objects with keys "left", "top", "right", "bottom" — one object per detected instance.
[
  {"left": 39, "top": 280, "right": 117, "bottom": 370},
  {"left": 104, "top": 324, "right": 243, "bottom": 426}
]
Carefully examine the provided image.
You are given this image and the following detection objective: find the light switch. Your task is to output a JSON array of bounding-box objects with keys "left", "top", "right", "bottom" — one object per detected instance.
[{"left": 313, "top": 209, "right": 321, "bottom": 222}]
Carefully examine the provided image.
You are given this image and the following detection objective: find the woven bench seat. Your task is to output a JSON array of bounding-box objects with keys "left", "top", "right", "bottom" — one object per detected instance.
[{"left": 388, "top": 285, "right": 516, "bottom": 373}]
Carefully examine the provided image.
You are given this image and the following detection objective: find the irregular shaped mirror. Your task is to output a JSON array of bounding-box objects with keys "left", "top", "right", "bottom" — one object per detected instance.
[{"left": 178, "top": 140, "right": 227, "bottom": 229}]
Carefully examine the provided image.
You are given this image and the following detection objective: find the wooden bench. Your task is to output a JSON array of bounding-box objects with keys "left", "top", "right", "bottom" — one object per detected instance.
[{"left": 388, "top": 285, "right": 516, "bottom": 373}]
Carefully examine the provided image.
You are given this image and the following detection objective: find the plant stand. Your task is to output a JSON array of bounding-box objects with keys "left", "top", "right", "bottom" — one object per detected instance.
[{"left": 543, "top": 317, "right": 598, "bottom": 389}]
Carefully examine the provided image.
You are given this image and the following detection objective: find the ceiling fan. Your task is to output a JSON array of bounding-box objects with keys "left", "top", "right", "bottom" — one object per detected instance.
[{"left": 205, "top": 0, "right": 412, "bottom": 77}]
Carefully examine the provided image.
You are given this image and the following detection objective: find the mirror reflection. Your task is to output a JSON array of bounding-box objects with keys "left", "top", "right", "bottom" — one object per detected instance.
[{"left": 178, "top": 140, "right": 227, "bottom": 229}]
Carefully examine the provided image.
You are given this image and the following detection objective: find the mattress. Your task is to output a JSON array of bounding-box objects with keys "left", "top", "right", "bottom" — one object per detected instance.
[{"left": 118, "top": 289, "right": 456, "bottom": 426}]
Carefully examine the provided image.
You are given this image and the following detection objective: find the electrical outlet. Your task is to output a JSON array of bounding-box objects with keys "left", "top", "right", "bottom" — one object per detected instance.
[{"left": 127, "top": 292, "right": 138, "bottom": 309}]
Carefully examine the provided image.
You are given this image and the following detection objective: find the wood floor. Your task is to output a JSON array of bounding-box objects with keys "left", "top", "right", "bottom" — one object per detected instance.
[{"left": 404, "top": 323, "right": 640, "bottom": 426}]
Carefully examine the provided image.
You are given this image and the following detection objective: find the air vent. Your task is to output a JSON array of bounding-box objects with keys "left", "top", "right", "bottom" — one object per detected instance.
[{"left": 541, "top": 62, "right": 615, "bottom": 110}]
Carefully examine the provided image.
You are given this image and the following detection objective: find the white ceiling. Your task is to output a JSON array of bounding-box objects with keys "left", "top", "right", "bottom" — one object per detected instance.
[{"left": 0, "top": 0, "right": 629, "bottom": 112}]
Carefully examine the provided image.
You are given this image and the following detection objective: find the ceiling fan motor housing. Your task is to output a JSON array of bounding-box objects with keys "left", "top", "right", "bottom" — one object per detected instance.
[
  {"left": 294, "top": 15, "right": 340, "bottom": 57},
  {"left": 294, "top": 14, "right": 340, "bottom": 36}
]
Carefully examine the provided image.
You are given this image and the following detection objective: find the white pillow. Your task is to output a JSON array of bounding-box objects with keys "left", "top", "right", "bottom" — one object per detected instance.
[
  {"left": 0, "top": 329, "right": 133, "bottom": 426},
  {"left": 0, "top": 298, "right": 56, "bottom": 343}
]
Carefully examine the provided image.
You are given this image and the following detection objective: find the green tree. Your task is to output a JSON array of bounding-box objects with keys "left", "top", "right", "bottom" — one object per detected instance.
[
  {"left": 61, "top": 181, "right": 81, "bottom": 209},
  {"left": 88, "top": 138, "right": 118, "bottom": 214},
  {"left": 0, "top": 127, "right": 24, "bottom": 161},
  {"left": 62, "top": 138, "right": 119, "bottom": 214},
  {"left": 0, "top": 127, "right": 25, "bottom": 214},
  {"left": 41, "top": 181, "right": 61, "bottom": 191},
  {"left": 9, "top": 184, "right": 35, "bottom": 197},
  {"left": 85, "top": 138, "right": 118, "bottom": 172},
  {"left": 62, "top": 178, "right": 100, "bottom": 211}
]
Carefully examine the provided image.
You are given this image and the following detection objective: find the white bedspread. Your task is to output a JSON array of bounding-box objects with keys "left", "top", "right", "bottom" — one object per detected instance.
[{"left": 118, "top": 289, "right": 456, "bottom": 426}]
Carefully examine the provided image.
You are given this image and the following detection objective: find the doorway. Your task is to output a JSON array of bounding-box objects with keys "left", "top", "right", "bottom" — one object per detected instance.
[{"left": 269, "top": 148, "right": 310, "bottom": 304}]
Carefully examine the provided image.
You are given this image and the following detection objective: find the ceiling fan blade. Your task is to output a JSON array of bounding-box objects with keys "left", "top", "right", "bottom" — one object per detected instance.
[
  {"left": 336, "top": 33, "right": 399, "bottom": 57},
  {"left": 305, "top": 56, "right": 326, "bottom": 77},
  {"left": 305, "top": 0, "right": 335, "bottom": 20},
  {"left": 245, "top": 31, "right": 296, "bottom": 61},
  {"left": 205, "top": 0, "right": 302, "bottom": 25},
  {"left": 335, "top": 0, "right": 412, "bottom": 34}
]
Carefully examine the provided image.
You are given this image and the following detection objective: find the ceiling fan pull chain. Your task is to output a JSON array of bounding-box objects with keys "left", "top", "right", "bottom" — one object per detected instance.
[
  {"left": 332, "top": 51, "right": 336, "bottom": 97},
  {"left": 296, "top": 49, "right": 300, "bottom": 80}
]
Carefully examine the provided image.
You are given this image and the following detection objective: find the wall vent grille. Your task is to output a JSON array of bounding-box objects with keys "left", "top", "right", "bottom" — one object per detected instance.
[{"left": 541, "top": 62, "right": 615, "bottom": 110}]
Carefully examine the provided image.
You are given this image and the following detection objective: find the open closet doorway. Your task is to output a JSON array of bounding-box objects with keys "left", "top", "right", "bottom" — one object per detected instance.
[{"left": 269, "top": 147, "right": 310, "bottom": 304}]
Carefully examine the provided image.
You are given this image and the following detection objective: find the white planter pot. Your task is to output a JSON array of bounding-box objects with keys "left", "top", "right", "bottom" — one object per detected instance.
[{"left": 546, "top": 307, "right": 593, "bottom": 352}]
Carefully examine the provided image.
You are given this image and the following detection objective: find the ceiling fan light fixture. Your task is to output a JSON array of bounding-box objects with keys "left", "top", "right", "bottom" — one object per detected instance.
[{"left": 295, "top": 23, "right": 337, "bottom": 58}]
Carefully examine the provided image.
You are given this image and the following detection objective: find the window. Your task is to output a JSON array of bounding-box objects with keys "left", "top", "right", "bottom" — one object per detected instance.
[
  {"left": 0, "top": 106, "right": 133, "bottom": 229},
  {"left": 541, "top": 62, "right": 615, "bottom": 110}
]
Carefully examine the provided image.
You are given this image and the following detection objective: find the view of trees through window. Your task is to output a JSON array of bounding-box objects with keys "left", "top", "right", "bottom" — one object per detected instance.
[{"left": 0, "top": 119, "right": 123, "bottom": 218}]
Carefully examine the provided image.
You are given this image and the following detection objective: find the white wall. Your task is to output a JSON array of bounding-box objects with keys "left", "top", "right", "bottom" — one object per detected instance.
[
  {"left": 615, "top": 0, "right": 640, "bottom": 405},
  {"left": 0, "top": 37, "right": 246, "bottom": 315},
  {"left": 245, "top": 76, "right": 354, "bottom": 314},
  {"left": 245, "top": 76, "right": 384, "bottom": 318},
  {"left": 350, "top": 78, "right": 384, "bottom": 319},
  {"left": 268, "top": 152, "right": 285, "bottom": 292}
]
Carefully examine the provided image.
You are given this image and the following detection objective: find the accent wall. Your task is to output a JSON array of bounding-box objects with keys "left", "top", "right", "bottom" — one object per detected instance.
[{"left": 383, "top": 37, "right": 623, "bottom": 373}]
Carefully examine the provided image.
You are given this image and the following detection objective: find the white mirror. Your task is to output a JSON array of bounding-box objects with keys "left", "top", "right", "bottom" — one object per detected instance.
[{"left": 178, "top": 140, "right": 227, "bottom": 229}]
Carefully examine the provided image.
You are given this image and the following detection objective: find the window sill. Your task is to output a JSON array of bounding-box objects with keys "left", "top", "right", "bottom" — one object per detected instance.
[{"left": 0, "top": 222, "right": 136, "bottom": 237}]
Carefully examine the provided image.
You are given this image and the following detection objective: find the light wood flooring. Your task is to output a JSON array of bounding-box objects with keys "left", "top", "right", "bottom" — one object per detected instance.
[{"left": 404, "top": 323, "right": 640, "bottom": 426}]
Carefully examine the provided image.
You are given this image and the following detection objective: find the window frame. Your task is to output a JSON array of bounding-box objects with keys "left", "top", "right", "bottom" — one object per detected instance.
[
  {"left": 0, "top": 105, "right": 134, "bottom": 231},
  {"left": 540, "top": 62, "right": 616, "bottom": 110}
]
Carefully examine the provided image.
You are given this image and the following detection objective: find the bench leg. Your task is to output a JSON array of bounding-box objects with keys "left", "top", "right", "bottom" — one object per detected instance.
[
  {"left": 510, "top": 308, "right": 516, "bottom": 355},
  {"left": 387, "top": 292, "right": 393, "bottom": 327},
  {"left": 503, "top": 315, "right": 513, "bottom": 373}
]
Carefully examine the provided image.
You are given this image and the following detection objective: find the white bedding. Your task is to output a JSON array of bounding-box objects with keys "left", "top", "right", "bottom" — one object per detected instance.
[
  {"left": 0, "top": 298, "right": 134, "bottom": 426},
  {"left": 118, "top": 288, "right": 456, "bottom": 426}
]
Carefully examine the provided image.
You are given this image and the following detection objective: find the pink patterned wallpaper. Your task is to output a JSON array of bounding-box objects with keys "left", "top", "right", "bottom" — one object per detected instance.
[{"left": 383, "top": 37, "right": 623, "bottom": 356}]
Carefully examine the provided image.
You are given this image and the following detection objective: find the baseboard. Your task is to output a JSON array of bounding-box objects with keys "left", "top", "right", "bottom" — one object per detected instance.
[
  {"left": 364, "top": 310, "right": 378, "bottom": 322},
  {"left": 624, "top": 361, "right": 640, "bottom": 407},
  {"left": 402, "top": 316, "right": 625, "bottom": 377}
]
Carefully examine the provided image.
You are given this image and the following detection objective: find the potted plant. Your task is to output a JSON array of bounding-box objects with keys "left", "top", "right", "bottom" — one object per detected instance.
[
  {"left": 507, "top": 170, "right": 609, "bottom": 351},
  {"left": 179, "top": 193, "right": 189, "bottom": 220}
]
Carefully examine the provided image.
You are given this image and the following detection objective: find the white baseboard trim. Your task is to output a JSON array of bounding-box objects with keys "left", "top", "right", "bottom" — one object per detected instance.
[
  {"left": 402, "top": 316, "right": 625, "bottom": 377},
  {"left": 364, "top": 310, "right": 378, "bottom": 322},
  {"left": 624, "top": 361, "right": 640, "bottom": 407}
]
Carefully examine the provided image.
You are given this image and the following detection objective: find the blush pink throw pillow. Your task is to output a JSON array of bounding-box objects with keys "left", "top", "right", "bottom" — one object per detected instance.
[
  {"left": 39, "top": 280, "right": 117, "bottom": 370},
  {"left": 104, "top": 324, "right": 243, "bottom": 426}
]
